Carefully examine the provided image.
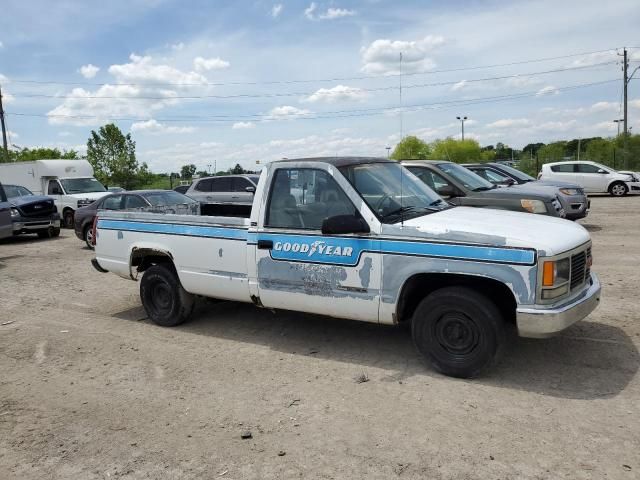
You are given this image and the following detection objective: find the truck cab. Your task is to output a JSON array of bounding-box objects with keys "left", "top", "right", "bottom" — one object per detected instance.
[{"left": 93, "top": 157, "right": 601, "bottom": 378}]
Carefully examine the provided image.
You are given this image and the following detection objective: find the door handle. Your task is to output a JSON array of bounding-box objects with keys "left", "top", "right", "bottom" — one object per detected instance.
[{"left": 257, "top": 239, "right": 273, "bottom": 250}]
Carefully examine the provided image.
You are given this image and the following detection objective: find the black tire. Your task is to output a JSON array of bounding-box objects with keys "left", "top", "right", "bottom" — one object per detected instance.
[
  {"left": 84, "top": 225, "right": 94, "bottom": 249},
  {"left": 63, "top": 210, "right": 75, "bottom": 228},
  {"left": 140, "top": 264, "right": 195, "bottom": 327},
  {"left": 411, "top": 286, "right": 506, "bottom": 378},
  {"left": 609, "top": 181, "right": 628, "bottom": 197},
  {"left": 37, "top": 226, "right": 61, "bottom": 239}
]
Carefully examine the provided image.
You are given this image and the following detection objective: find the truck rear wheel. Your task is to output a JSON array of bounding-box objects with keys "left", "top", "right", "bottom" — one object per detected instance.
[
  {"left": 412, "top": 286, "right": 505, "bottom": 378},
  {"left": 140, "top": 264, "right": 195, "bottom": 327}
]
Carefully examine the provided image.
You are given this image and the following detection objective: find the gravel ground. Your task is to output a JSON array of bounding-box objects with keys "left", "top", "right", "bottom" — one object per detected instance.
[{"left": 1, "top": 195, "right": 639, "bottom": 479}]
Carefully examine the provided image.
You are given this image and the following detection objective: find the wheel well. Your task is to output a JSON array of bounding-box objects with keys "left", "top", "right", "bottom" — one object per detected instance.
[
  {"left": 396, "top": 273, "right": 517, "bottom": 326},
  {"left": 130, "top": 248, "right": 175, "bottom": 278},
  {"left": 62, "top": 207, "right": 74, "bottom": 215},
  {"left": 608, "top": 180, "right": 627, "bottom": 190}
]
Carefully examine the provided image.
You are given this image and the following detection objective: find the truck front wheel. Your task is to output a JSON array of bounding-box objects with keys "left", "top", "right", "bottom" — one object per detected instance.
[
  {"left": 63, "top": 209, "right": 75, "bottom": 228},
  {"left": 140, "top": 264, "right": 195, "bottom": 327},
  {"left": 412, "top": 286, "right": 505, "bottom": 378}
]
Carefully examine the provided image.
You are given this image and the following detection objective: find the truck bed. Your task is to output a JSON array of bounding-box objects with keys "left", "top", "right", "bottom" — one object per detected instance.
[{"left": 95, "top": 211, "right": 252, "bottom": 303}]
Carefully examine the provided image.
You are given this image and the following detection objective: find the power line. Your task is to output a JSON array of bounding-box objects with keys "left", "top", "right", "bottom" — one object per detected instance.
[
  {"left": 4, "top": 48, "right": 621, "bottom": 88},
  {"left": 7, "top": 61, "right": 616, "bottom": 101},
  {"left": 6, "top": 79, "right": 617, "bottom": 124}
]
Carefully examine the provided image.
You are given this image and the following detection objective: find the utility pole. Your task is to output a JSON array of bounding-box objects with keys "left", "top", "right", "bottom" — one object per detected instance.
[
  {"left": 399, "top": 52, "right": 403, "bottom": 141},
  {"left": 0, "top": 84, "right": 8, "bottom": 161},
  {"left": 623, "top": 48, "right": 628, "bottom": 136}
]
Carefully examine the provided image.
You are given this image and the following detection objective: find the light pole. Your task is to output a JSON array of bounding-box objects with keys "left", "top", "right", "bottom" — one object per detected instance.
[
  {"left": 385, "top": 146, "right": 391, "bottom": 158},
  {"left": 456, "top": 116, "right": 468, "bottom": 141},
  {"left": 613, "top": 119, "right": 624, "bottom": 136},
  {"left": 207, "top": 164, "right": 212, "bottom": 175}
]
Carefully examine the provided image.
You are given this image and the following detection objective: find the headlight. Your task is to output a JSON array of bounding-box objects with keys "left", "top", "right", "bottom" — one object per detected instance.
[
  {"left": 77, "top": 199, "right": 94, "bottom": 207},
  {"left": 10, "top": 208, "right": 19, "bottom": 217},
  {"left": 520, "top": 199, "right": 547, "bottom": 214},
  {"left": 541, "top": 258, "right": 570, "bottom": 299},
  {"left": 559, "top": 188, "right": 580, "bottom": 195}
]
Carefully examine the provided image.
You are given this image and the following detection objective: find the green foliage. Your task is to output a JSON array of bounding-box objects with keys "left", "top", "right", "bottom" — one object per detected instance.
[
  {"left": 180, "top": 164, "right": 197, "bottom": 179},
  {"left": 86, "top": 123, "right": 150, "bottom": 189},
  {"left": 229, "top": 163, "right": 246, "bottom": 174},
  {"left": 522, "top": 143, "right": 545, "bottom": 156},
  {"left": 2, "top": 147, "right": 79, "bottom": 162},
  {"left": 390, "top": 136, "right": 430, "bottom": 160},
  {"left": 428, "top": 138, "right": 483, "bottom": 163},
  {"left": 537, "top": 141, "right": 568, "bottom": 162}
]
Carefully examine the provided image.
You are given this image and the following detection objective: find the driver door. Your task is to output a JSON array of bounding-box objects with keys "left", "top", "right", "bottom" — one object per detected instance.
[
  {"left": 0, "top": 184, "right": 12, "bottom": 239},
  {"left": 255, "top": 167, "right": 381, "bottom": 322}
]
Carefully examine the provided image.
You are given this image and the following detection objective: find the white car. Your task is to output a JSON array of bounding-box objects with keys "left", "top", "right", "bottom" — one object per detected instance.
[{"left": 539, "top": 161, "right": 640, "bottom": 196}]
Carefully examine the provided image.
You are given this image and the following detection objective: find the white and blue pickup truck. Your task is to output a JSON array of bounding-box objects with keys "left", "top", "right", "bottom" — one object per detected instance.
[{"left": 92, "top": 157, "right": 601, "bottom": 378}]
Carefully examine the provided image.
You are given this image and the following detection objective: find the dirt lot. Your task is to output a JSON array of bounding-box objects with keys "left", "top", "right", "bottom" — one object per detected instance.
[{"left": 1, "top": 196, "right": 639, "bottom": 480}]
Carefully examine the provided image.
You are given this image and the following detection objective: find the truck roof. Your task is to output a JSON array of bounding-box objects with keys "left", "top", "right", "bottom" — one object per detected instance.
[{"left": 274, "top": 156, "right": 393, "bottom": 167}]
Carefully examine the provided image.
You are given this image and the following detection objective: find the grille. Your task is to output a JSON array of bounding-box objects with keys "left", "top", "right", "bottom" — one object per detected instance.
[
  {"left": 19, "top": 200, "right": 56, "bottom": 218},
  {"left": 570, "top": 251, "right": 587, "bottom": 290}
]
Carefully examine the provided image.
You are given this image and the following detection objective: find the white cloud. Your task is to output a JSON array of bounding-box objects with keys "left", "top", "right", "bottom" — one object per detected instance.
[
  {"left": 590, "top": 101, "right": 618, "bottom": 112},
  {"left": 79, "top": 64, "right": 100, "bottom": 79},
  {"left": 302, "top": 85, "right": 367, "bottom": 103},
  {"left": 486, "top": 118, "right": 531, "bottom": 129},
  {"left": 0, "top": 41, "right": 4, "bottom": 48},
  {"left": 131, "top": 119, "right": 196, "bottom": 134},
  {"left": 232, "top": 121, "right": 255, "bottom": 129},
  {"left": 58, "top": 131, "right": 72, "bottom": 137},
  {"left": 170, "top": 42, "right": 185, "bottom": 51},
  {"left": 592, "top": 121, "right": 618, "bottom": 132},
  {"left": 451, "top": 80, "right": 466, "bottom": 91},
  {"left": 536, "top": 85, "right": 560, "bottom": 96},
  {"left": 320, "top": 7, "right": 356, "bottom": 19},
  {"left": 48, "top": 54, "right": 210, "bottom": 126},
  {"left": 7, "top": 130, "right": 18, "bottom": 140},
  {"left": 360, "top": 35, "right": 445, "bottom": 75},
  {"left": 305, "top": 3, "right": 354, "bottom": 20},
  {"left": 568, "top": 50, "right": 617, "bottom": 67},
  {"left": 304, "top": 2, "right": 317, "bottom": 19},
  {"left": 193, "top": 56, "right": 230, "bottom": 72},
  {"left": 266, "top": 105, "right": 311, "bottom": 120},
  {"left": 271, "top": 4, "right": 283, "bottom": 18},
  {"left": 631, "top": 99, "right": 640, "bottom": 109}
]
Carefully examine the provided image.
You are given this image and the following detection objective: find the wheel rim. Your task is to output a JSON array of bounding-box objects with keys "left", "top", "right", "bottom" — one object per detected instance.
[
  {"left": 85, "top": 228, "right": 93, "bottom": 246},
  {"left": 434, "top": 312, "right": 480, "bottom": 357},
  {"left": 612, "top": 184, "right": 626, "bottom": 196},
  {"left": 64, "top": 212, "right": 74, "bottom": 227},
  {"left": 149, "top": 280, "right": 173, "bottom": 315}
]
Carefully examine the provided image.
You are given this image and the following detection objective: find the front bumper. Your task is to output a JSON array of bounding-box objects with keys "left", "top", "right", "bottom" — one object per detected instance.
[
  {"left": 516, "top": 273, "right": 601, "bottom": 338},
  {"left": 627, "top": 182, "right": 640, "bottom": 194},
  {"left": 12, "top": 213, "right": 61, "bottom": 234}
]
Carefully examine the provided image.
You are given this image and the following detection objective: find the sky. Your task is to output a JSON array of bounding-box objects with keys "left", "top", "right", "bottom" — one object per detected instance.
[{"left": 0, "top": 0, "right": 639, "bottom": 173}]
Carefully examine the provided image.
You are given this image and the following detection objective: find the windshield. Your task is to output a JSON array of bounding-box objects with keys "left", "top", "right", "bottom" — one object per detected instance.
[
  {"left": 436, "top": 163, "right": 495, "bottom": 191},
  {"left": 495, "top": 163, "right": 535, "bottom": 181},
  {"left": 141, "top": 191, "right": 197, "bottom": 206},
  {"left": 248, "top": 176, "right": 260, "bottom": 185},
  {"left": 339, "top": 162, "right": 449, "bottom": 223},
  {"left": 60, "top": 177, "right": 106, "bottom": 194},
  {"left": 4, "top": 185, "right": 33, "bottom": 197}
]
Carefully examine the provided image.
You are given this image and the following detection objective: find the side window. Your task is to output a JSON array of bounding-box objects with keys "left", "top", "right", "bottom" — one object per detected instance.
[
  {"left": 211, "top": 177, "right": 232, "bottom": 192},
  {"left": 123, "top": 195, "right": 148, "bottom": 209},
  {"left": 484, "top": 168, "right": 511, "bottom": 183},
  {"left": 0, "top": 184, "right": 6, "bottom": 202},
  {"left": 48, "top": 180, "right": 63, "bottom": 195},
  {"left": 266, "top": 169, "right": 356, "bottom": 230},
  {"left": 577, "top": 164, "right": 603, "bottom": 174},
  {"left": 408, "top": 168, "right": 452, "bottom": 191},
  {"left": 195, "top": 179, "right": 213, "bottom": 192},
  {"left": 102, "top": 195, "right": 123, "bottom": 210},
  {"left": 471, "top": 168, "right": 491, "bottom": 181},
  {"left": 232, "top": 177, "right": 253, "bottom": 192},
  {"left": 550, "top": 164, "right": 575, "bottom": 173}
]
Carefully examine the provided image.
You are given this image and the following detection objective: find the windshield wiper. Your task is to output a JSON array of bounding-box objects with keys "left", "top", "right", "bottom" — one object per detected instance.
[{"left": 382, "top": 205, "right": 438, "bottom": 221}]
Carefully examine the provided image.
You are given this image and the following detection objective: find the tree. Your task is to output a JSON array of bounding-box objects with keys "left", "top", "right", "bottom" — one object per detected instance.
[
  {"left": 87, "top": 123, "right": 148, "bottom": 189},
  {"left": 180, "top": 164, "right": 197, "bottom": 179},
  {"left": 3, "top": 147, "right": 79, "bottom": 162},
  {"left": 522, "top": 142, "right": 545, "bottom": 157},
  {"left": 537, "top": 141, "right": 567, "bottom": 162},
  {"left": 229, "top": 163, "right": 245, "bottom": 174},
  {"left": 390, "top": 136, "right": 430, "bottom": 160},
  {"left": 428, "top": 138, "right": 482, "bottom": 163}
]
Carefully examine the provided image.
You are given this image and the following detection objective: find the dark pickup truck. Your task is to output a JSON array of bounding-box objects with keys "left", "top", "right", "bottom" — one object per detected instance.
[
  {"left": 0, "top": 182, "right": 12, "bottom": 239},
  {"left": 3, "top": 184, "right": 61, "bottom": 238},
  {"left": 402, "top": 161, "right": 566, "bottom": 218}
]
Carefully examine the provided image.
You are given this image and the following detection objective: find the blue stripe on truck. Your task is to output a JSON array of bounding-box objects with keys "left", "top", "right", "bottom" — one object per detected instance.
[{"left": 97, "top": 219, "right": 535, "bottom": 266}]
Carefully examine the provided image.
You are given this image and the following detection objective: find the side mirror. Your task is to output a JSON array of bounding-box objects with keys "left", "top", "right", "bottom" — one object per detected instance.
[
  {"left": 504, "top": 178, "right": 516, "bottom": 186},
  {"left": 597, "top": 169, "right": 607, "bottom": 174},
  {"left": 245, "top": 186, "right": 256, "bottom": 193},
  {"left": 437, "top": 185, "right": 457, "bottom": 198},
  {"left": 321, "top": 214, "right": 370, "bottom": 235}
]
